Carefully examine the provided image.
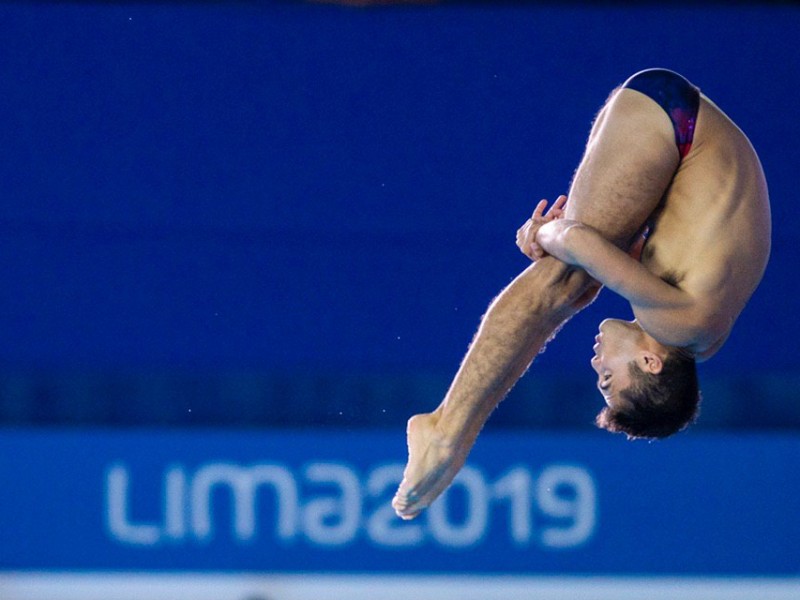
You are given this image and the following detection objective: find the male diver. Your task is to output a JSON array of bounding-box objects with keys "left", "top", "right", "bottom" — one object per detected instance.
[{"left": 393, "top": 69, "right": 771, "bottom": 520}]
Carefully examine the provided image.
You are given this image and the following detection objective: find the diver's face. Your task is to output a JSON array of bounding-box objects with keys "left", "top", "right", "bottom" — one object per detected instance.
[{"left": 590, "top": 319, "right": 650, "bottom": 409}]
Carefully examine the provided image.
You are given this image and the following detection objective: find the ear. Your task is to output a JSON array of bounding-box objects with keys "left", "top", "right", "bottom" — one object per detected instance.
[{"left": 640, "top": 351, "right": 664, "bottom": 374}]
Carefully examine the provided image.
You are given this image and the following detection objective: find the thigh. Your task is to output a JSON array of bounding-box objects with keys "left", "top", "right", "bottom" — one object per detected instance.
[{"left": 565, "top": 88, "right": 681, "bottom": 248}]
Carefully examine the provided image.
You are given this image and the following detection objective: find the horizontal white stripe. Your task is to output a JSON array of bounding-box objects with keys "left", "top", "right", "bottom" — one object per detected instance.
[{"left": 1, "top": 573, "right": 799, "bottom": 600}]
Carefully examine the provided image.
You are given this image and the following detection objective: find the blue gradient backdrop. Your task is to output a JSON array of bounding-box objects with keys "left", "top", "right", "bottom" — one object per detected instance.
[{"left": 0, "top": 2, "right": 797, "bottom": 425}]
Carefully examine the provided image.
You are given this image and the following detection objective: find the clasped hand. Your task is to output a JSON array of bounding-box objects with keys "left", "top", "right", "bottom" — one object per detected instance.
[
  {"left": 516, "top": 194, "right": 649, "bottom": 264},
  {"left": 515, "top": 195, "right": 576, "bottom": 261}
]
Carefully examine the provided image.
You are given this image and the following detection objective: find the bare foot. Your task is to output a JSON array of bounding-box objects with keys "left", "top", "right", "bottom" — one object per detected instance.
[{"left": 392, "top": 412, "right": 471, "bottom": 520}]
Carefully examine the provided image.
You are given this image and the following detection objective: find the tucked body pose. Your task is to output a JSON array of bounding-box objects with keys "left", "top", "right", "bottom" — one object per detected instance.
[{"left": 392, "top": 69, "right": 770, "bottom": 520}]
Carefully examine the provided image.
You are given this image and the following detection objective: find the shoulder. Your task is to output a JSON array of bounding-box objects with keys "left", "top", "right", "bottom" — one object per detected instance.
[
  {"left": 634, "top": 298, "right": 732, "bottom": 357},
  {"left": 695, "top": 329, "right": 732, "bottom": 362}
]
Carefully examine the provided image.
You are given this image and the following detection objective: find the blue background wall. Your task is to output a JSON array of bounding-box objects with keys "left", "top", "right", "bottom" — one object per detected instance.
[{"left": 0, "top": 1, "right": 798, "bottom": 428}]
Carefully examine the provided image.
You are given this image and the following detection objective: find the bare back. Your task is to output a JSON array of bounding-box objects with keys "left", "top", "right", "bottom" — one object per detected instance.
[{"left": 636, "top": 95, "right": 771, "bottom": 359}]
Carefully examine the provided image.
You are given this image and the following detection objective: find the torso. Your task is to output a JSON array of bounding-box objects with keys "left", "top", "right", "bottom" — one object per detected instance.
[{"left": 635, "top": 95, "right": 771, "bottom": 360}]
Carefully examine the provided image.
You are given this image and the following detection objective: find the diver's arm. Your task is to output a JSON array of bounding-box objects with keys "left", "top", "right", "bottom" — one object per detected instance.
[{"left": 535, "top": 220, "right": 692, "bottom": 311}]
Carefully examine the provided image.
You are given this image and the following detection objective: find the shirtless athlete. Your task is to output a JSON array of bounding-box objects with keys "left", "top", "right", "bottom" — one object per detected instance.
[{"left": 392, "top": 69, "right": 771, "bottom": 520}]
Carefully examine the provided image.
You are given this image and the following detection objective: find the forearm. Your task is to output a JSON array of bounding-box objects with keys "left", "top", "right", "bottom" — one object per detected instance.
[
  {"left": 433, "top": 256, "right": 593, "bottom": 444},
  {"left": 539, "top": 221, "right": 686, "bottom": 310},
  {"left": 533, "top": 219, "right": 591, "bottom": 265}
]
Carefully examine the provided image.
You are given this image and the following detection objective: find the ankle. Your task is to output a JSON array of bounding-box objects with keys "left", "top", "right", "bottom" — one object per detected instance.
[{"left": 428, "top": 408, "right": 477, "bottom": 449}]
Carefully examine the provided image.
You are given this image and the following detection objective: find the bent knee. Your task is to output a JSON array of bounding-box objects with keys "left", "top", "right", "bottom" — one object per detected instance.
[
  {"left": 591, "top": 88, "right": 679, "bottom": 165},
  {"left": 534, "top": 257, "right": 598, "bottom": 309},
  {"left": 568, "top": 89, "right": 681, "bottom": 247}
]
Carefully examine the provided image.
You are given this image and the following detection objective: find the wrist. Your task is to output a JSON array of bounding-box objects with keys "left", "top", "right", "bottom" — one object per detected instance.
[
  {"left": 558, "top": 222, "right": 585, "bottom": 263},
  {"left": 537, "top": 220, "right": 582, "bottom": 264}
]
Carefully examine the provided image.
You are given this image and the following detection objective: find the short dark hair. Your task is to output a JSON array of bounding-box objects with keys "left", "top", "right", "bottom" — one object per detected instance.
[{"left": 595, "top": 349, "right": 701, "bottom": 440}]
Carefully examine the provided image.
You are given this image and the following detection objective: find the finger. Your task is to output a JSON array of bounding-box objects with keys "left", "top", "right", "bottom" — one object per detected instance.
[
  {"left": 517, "top": 231, "right": 533, "bottom": 258},
  {"left": 521, "top": 243, "right": 536, "bottom": 260},
  {"left": 521, "top": 226, "right": 537, "bottom": 254},
  {"left": 532, "top": 199, "right": 548, "bottom": 221},
  {"left": 520, "top": 233, "right": 536, "bottom": 260},
  {"left": 543, "top": 196, "right": 567, "bottom": 221},
  {"left": 517, "top": 222, "right": 532, "bottom": 247},
  {"left": 518, "top": 218, "right": 534, "bottom": 235}
]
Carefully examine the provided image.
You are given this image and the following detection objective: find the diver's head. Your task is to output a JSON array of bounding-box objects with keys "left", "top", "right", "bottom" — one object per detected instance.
[{"left": 591, "top": 319, "right": 700, "bottom": 440}]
